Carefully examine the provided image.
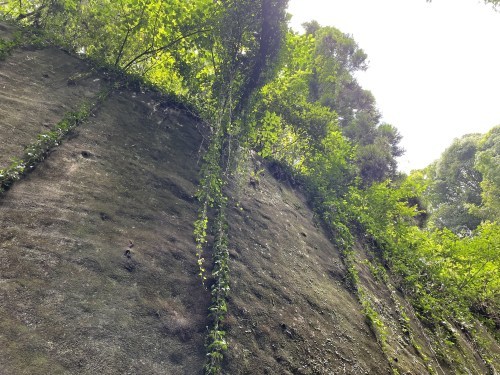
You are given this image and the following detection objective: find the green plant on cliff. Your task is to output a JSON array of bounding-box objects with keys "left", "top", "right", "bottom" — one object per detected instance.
[
  {"left": 2, "top": 1, "right": 499, "bottom": 372},
  {"left": 2, "top": 1, "right": 289, "bottom": 372},
  {"left": 353, "top": 169, "right": 500, "bottom": 339},
  {"left": 244, "top": 17, "right": 500, "bottom": 366},
  {"left": 193, "top": 2, "right": 289, "bottom": 371},
  {"left": 0, "top": 37, "right": 16, "bottom": 59},
  {"left": 0, "top": 90, "right": 109, "bottom": 193},
  {"left": 178, "top": 1, "right": 289, "bottom": 372}
]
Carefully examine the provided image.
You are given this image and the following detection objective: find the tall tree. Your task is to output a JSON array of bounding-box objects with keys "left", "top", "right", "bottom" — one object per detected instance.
[
  {"left": 424, "top": 133, "right": 483, "bottom": 232},
  {"left": 468, "top": 125, "right": 500, "bottom": 222},
  {"left": 305, "top": 23, "right": 403, "bottom": 185}
]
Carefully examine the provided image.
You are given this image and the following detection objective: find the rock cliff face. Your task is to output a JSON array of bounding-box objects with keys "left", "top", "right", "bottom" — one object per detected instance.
[{"left": 1, "top": 23, "right": 498, "bottom": 374}]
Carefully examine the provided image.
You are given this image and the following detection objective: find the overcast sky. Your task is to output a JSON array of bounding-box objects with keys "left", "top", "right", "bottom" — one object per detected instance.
[{"left": 287, "top": 0, "right": 500, "bottom": 172}]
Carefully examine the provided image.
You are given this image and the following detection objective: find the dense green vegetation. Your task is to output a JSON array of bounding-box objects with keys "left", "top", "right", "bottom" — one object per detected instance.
[
  {"left": 1, "top": 1, "right": 498, "bottom": 372},
  {"left": 424, "top": 127, "right": 500, "bottom": 232}
]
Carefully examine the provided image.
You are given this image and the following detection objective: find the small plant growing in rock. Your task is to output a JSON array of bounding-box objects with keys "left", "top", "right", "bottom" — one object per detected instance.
[{"left": 0, "top": 90, "right": 109, "bottom": 194}]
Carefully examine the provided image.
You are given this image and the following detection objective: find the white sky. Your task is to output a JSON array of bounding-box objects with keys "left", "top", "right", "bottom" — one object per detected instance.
[{"left": 287, "top": 0, "right": 500, "bottom": 172}]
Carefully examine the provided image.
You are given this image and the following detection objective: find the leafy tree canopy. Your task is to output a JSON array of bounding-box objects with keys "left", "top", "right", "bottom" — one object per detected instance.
[
  {"left": 2, "top": 1, "right": 499, "bottom": 364},
  {"left": 469, "top": 125, "right": 500, "bottom": 222},
  {"left": 423, "top": 126, "right": 499, "bottom": 233}
]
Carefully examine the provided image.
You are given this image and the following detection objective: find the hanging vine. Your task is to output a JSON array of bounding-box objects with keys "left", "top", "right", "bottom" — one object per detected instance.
[{"left": 189, "top": 2, "right": 289, "bottom": 373}]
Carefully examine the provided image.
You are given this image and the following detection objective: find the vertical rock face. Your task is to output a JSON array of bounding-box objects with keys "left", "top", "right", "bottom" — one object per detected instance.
[
  {"left": 1, "top": 26, "right": 210, "bottom": 373},
  {"left": 223, "top": 170, "right": 391, "bottom": 374},
  {"left": 0, "top": 45, "right": 103, "bottom": 169},
  {"left": 1, "top": 22, "right": 499, "bottom": 374}
]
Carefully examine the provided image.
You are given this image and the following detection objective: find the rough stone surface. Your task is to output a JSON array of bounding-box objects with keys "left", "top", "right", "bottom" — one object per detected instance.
[{"left": 1, "top": 21, "right": 499, "bottom": 375}]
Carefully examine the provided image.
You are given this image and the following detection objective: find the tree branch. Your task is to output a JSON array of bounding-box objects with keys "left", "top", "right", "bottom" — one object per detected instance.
[
  {"left": 114, "top": 2, "right": 147, "bottom": 67},
  {"left": 121, "top": 27, "right": 212, "bottom": 71}
]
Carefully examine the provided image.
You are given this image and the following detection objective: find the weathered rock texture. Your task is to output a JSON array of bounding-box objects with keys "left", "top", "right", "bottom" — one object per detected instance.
[{"left": 1, "top": 22, "right": 498, "bottom": 375}]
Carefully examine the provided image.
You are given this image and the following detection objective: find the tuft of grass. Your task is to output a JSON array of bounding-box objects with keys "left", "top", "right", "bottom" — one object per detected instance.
[{"left": 0, "top": 37, "right": 17, "bottom": 60}]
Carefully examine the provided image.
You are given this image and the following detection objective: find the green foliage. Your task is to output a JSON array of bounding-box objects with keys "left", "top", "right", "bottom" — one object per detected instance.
[
  {"left": 424, "top": 133, "right": 483, "bottom": 232},
  {"left": 423, "top": 125, "right": 499, "bottom": 235},
  {"left": 2, "top": 0, "right": 215, "bottom": 97},
  {"left": 353, "top": 169, "right": 500, "bottom": 336},
  {"left": 0, "top": 26, "right": 41, "bottom": 59},
  {"left": 249, "top": 30, "right": 357, "bottom": 200},
  {"left": 434, "top": 222, "right": 499, "bottom": 303},
  {"left": 468, "top": 125, "right": 500, "bottom": 222},
  {"left": 204, "top": 208, "right": 230, "bottom": 374},
  {"left": 360, "top": 289, "right": 388, "bottom": 348},
  {"left": 308, "top": 25, "right": 368, "bottom": 109},
  {"left": 304, "top": 23, "right": 403, "bottom": 186},
  {"left": 0, "top": 37, "right": 16, "bottom": 59},
  {"left": 3, "top": 1, "right": 499, "bottom": 369}
]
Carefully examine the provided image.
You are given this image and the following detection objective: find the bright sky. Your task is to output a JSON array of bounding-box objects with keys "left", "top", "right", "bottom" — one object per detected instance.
[{"left": 287, "top": 0, "right": 500, "bottom": 172}]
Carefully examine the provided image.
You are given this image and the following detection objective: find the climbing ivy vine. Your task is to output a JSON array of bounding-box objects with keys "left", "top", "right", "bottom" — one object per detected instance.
[{"left": 2, "top": 1, "right": 499, "bottom": 372}]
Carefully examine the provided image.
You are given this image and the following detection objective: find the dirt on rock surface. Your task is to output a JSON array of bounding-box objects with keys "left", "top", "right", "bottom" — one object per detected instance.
[
  {"left": 223, "top": 167, "right": 390, "bottom": 374},
  {"left": 1, "top": 21, "right": 499, "bottom": 375},
  {"left": 1, "top": 24, "right": 209, "bottom": 373},
  {"left": 0, "top": 91, "right": 210, "bottom": 374},
  {"left": 0, "top": 42, "right": 102, "bottom": 169}
]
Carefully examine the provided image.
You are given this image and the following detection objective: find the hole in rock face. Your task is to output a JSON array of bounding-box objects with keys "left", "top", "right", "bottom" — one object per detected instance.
[
  {"left": 81, "top": 150, "right": 92, "bottom": 158},
  {"left": 99, "top": 212, "right": 110, "bottom": 221}
]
